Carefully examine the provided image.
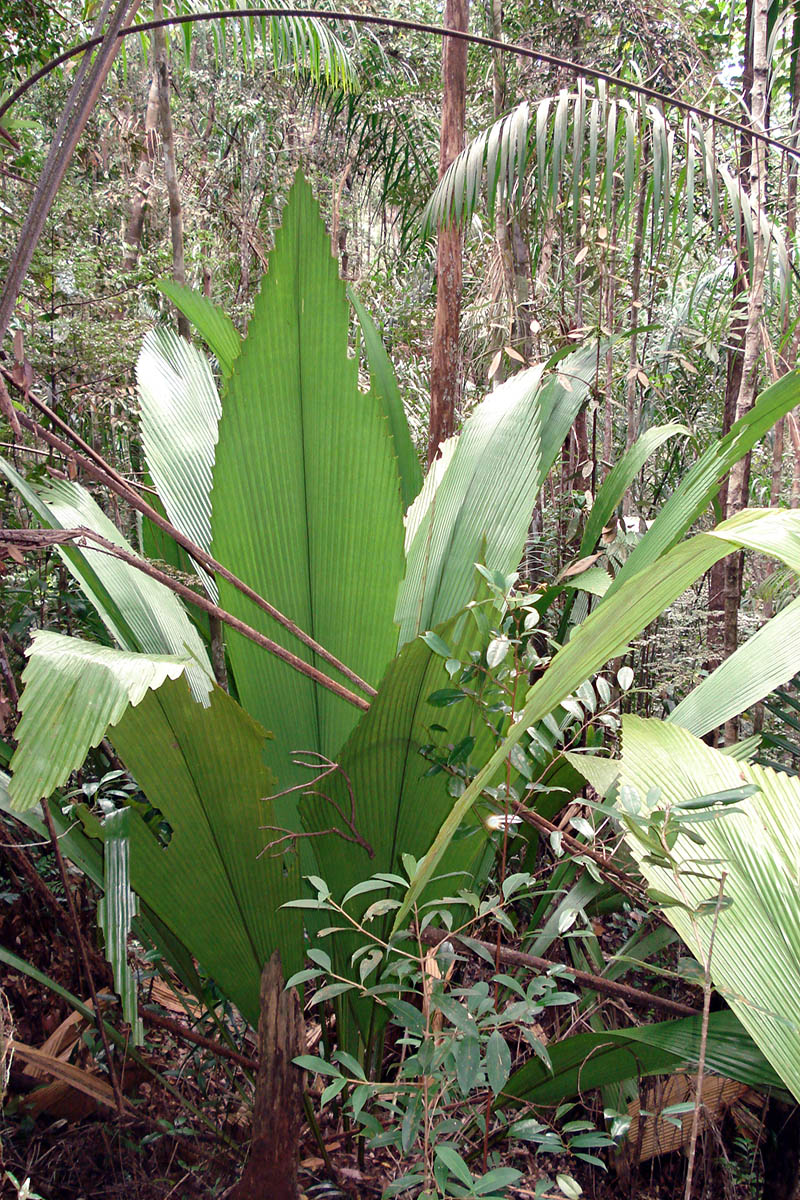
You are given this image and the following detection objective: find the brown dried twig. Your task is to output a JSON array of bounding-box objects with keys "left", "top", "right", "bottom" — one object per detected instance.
[
  {"left": 417, "top": 926, "right": 699, "bottom": 1018},
  {"left": 1, "top": 366, "right": 376, "bottom": 702},
  {"left": 0, "top": 526, "right": 369, "bottom": 713},
  {"left": 259, "top": 751, "right": 374, "bottom": 859}
]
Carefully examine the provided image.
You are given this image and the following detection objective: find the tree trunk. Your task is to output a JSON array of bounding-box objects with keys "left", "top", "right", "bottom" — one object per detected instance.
[
  {"left": 153, "top": 0, "right": 191, "bottom": 339},
  {"left": 122, "top": 73, "right": 159, "bottom": 271},
  {"left": 624, "top": 130, "right": 649, "bottom": 515},
  {"left": 705, "top": 0, "right": 755, "bottom": 692},
  {"left": 602, "top": 197, "right": 618, "bottom": 476},
  {"left": 428, "top": 0, "right": 470, "bottom": 465},
  {"left": 706, "top": 346, "right": 742, "bottom": 683},
  {"left": 723, "top": 0, "right": 768, "bottom": 742},
  {"left": 226, "top": 953, "right": 306, "bottom": 1200},
  {"left": 0, "top": 0, "right": 141, "bottom": 343}
]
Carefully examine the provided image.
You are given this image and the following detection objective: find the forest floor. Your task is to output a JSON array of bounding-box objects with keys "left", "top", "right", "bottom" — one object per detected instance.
[{"left": 0, "top": 848, "right": 765, "bottom": 1200}]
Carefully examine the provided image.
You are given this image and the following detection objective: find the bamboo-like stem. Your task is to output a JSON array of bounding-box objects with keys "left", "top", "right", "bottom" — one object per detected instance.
[
  {"left": 40, "top": 800, "right": 128, "bottom": 1118},
  {"left": 724, "top": 0, "right": 769, "bottom": 742},
  {"left": 624, "top": 124, "right": 649, "bottom": 505},
  {"left": 428, "top": 0, "right": 469, "bottom": 464},
  {"left": 152, "top": 0, "right": 191, "bottom": 340}
]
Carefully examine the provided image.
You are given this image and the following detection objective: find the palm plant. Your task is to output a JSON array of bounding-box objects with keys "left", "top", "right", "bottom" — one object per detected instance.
[{"left": 5, "top": 172, "right": 800, "bottom": 1111}]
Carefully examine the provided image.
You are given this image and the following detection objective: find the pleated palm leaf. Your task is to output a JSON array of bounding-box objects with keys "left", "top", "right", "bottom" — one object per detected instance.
[
  {"left": 610, "top": 716, "right": 800, "bottom": 1101},
  {"left": 8, "top": 173, "right": 800, "bottom": 1057},
  {"left": 4, "top": 174, "right": 600, "bottom": 1025},
  {"left": 422, "top": 87, "right": 793, "bottom": 324}
]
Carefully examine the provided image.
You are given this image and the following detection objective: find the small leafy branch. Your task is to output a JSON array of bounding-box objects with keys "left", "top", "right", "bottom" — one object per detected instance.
[{"left": 284, "top": 869, "right": 618, "bottom": 1199}]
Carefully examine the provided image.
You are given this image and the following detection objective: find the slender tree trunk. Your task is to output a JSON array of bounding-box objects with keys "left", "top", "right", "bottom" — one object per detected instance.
[
  {"left": 602, "top": 197, "right": 618, "bottom": 475},
  {"left": 723, "top": 0, "right": 768, "bottom": 742},
  {"left": 706, "top": 0, "right": 755, "bottom": 687},
  {"left": 754, "top": 7, "right": 800, "bottom": 728},
  {"left": 0, "top": 0, "right": 141, "bottom": 343},
  {"left": 624, "top": 129, "right": 649, "bottom": 515},
  {"left": 122, "top": 73, "right": 159, "bottom": 271},
  {"left": 490, "top": 0, "right": 511, "bottom": 384},
  {"left": 428, "top": 0, "right": 470, "bottom": 465},
  {"left": 790, "top": 413, "right": 800, "bottom": 507},
  {"left": 153, "top": 0, "right": 191, "bottom": 339},
  {"left": 489, "top": 0, "right": 532, "bottom": 371}
]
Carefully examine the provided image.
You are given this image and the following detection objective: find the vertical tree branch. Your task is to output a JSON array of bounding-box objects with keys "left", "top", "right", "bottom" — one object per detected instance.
[
  {"left": 624, "top": 125, "right": 649, "bottom": 515},
  {"left": 428, "top": 0, "right": 470, "bottom": 465},
  {"left": 0, "top": 0, "right": 141, "bottom": 344},
  {"left": 122, "top": 72, "right": 160, "bottom": 271},
  {"left": 723, "top": 0, "right": 768, "bottom": 742},
  {"left": 153, "top": 0, "right": 191, "bottom": 339}
]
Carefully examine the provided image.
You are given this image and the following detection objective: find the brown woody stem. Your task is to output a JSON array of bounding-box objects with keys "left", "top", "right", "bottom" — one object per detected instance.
[
  {"left": 2, "top": 527, "right": 370, "bottom": 712},
  {"left": 417, "top": 926, "right": 699, "bottom": 1018}
]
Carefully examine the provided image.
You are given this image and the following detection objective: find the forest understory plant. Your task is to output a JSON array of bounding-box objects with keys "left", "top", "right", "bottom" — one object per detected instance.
[{"left": 2, "top": 166, "right": 800, "bottom": 1199}]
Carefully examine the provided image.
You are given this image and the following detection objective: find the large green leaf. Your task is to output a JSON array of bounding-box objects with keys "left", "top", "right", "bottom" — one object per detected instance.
[
  {"left": 0, "top": 460, "right": 212, "bottom": 702},
  {"left": 403, "top": 435, "right": 458, "bottom": 553},
  {"left": 301, "top": 608, "right": 496, "bottom": 899},
  {"left": 210, "top": 173, "right": 405, "bottom": 789},
  {"left": 348, "top": 287, "right": 422, "bottom": 511},
  {"left": 502, "top": 1011, "right": 787, "bottom": 1108},
  {"left": 395, "top": 341, "right": 602, "bottom": 649},
  {"left": 579, "top": 422, "right": 688, "bottom": 557},
  {"left": 40, "top": 478, "right": 213, "bottom": 701},
  {"left": 538, "top": 342, "right": 606, "bottom": 478},
  {"left": 393, "top": 508, "right": 800, "bottom": 928},
  {"left": 156, "top": 281, "right": 242, "bottom": 377},
  {"left": 7, "top": 628, "right": 302, "bottom": 1025},
  {"left": 396, "top": 362, "right": 542, "bottom": 646},
  {"left": 618, "top": 716, "right": 800, "bottom": 1101},
  {"left": 608, "top": 371, "right": 800, "bottom": 594},
  {"left": 136, "top": 326, "right": 221, "bottom": 598},
  {"left": 0, "top": 457, "right": 132, "bottom": 651},
  {"left": 109, "top": 676, "right": 302, "bottom": 1026},
  {"left": 8, "top": 632, "right": 192, "bottom": 811},
  {"left": 669, "top": 593, "right": 800, "bottom": 737},
  {"left": 300, "top": 605, "right": 499, "bottom": 1036}
]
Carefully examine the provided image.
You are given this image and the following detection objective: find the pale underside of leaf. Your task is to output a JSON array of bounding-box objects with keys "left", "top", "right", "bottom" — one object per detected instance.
[
  {"left": 393, "top": 508, "right": 800, "bottom": 929},
  {"left": 396, "top": 364, "right": 547, "bottom": 647},
  {"left": 137, "top": 326, "right": 221, "bottom": 599},
  {"left": 8, "top": 631, "right": 191, "bottom": 810},
  {"left": 618, "top": 715, "right": 800, "bottom": 1101},
  {"left": 669, "top": 592, "right": 800, "bottom": 737},
  {"left": 0, "top": 459, "right": 212, "bottom": 703}
]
